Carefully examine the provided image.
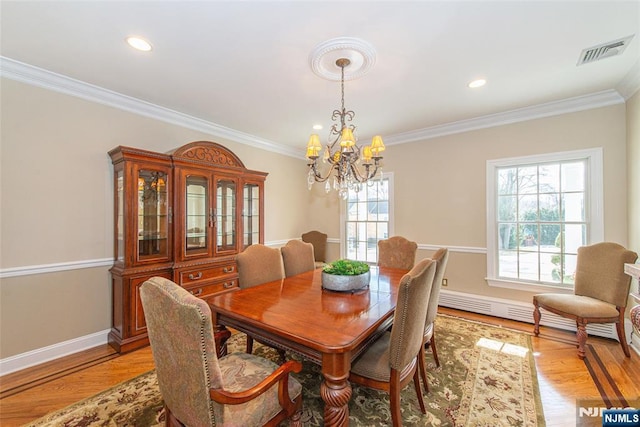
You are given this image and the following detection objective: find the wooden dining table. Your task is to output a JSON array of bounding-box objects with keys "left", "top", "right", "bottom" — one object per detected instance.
[{"left": 208, "top": 265, "right": 407, "bottom": 427}]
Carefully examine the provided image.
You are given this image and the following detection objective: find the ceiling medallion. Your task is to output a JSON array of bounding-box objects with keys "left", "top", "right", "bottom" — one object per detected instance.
[{"left": 309, "top": 37, "right": 376, "bottom": 82}]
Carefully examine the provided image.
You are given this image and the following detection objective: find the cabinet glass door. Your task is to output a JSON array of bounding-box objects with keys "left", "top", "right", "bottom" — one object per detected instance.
[
  {"left": 137, "top": 169, "right": 169, "bottom": 260},
  {"left": 216, "top": 179, "right": 237, "bottom": 252},
  {"left": 243, "top": 183, "right": 261, "bottom": 248},
  {"left": 185, "top": 175, "right": 209, "bottom": 254}
]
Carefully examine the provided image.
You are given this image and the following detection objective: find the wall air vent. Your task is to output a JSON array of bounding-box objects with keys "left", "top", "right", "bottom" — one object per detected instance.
[{"left": 577, "top": 35, "right": 635, "bottom": 66}]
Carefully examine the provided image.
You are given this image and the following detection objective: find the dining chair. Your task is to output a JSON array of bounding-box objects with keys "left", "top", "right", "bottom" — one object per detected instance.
[
  {"left": 349, "top": 258, "right": 436, "bottom": 426},
  {"left": 236, "top": 244, "right": 287, "bottom": 359},
  {"left": 301, "top": 230, "right": 328, "bottom": 268},
  {"left": 140, "top": 276, "right": 303, "bottom": 427},
  {"left": 281, "top": 239, "right": 316, "bottom": 277},
  {"left": 237, "top": 244, "right": 285, "bottom": 289},
  {"left": 533, "top": 242, "right": 638, "bottom": 359},
  {"left": 377, "top": 236, "right": 418, "bottom": 270},
  {"left": 417, "top": 247, "right": 449, "bottom": 393}
]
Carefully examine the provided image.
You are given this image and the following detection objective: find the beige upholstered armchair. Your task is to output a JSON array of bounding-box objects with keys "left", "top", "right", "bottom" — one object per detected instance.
[
  {"left": 281, "top": 239, "right": 316, "bottom": 277},
  {"left": 301, "top": 230, "right": 328, "bottom": 268},
  {"left": 533, "top": 242, "right": 638, "bottom": 359},
  {"left": 349, "top": 258, "right": 436, "bottom": 426},
  {"left": 140, "top": 277, "right": 303, "bottom": 427},
  {"left": 377, "top": 236, "right": 418, "bottom": 270},
  {"left": 418, "top": 247, "right": 449, "bottom": 393}
]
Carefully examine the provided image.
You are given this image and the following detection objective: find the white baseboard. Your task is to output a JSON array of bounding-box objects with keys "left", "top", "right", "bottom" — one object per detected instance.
[
  {"left": 0, "top": 329, "right": 110, "bottom": 376},
  {"left": 439, "top": 289, "right": 621, "bottom": 341}
]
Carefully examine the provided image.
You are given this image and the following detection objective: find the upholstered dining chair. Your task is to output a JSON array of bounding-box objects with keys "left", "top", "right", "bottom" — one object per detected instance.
[
  {"left": 349, "top": 258, "right": 437, "bottom": 426},
  {"left": 140, "top": 276, "right": 303, "bottom": 427},
  {"left": 236, "top": 244, "right": 285, "bottom": 289},
  {"left": 533, "top": 242, "right": 638, "bottom": 359},
  {"left": 301, "top": 230, "right": 328, "bottom": 268},
  {"left": 418, "top": 247, "right": 449, "bottom": 393},
  {"left": 236, "top": 244, "right": 287, "bottom": 360},
  {"left": 281, "top": 239, "right": 316, "bottom": 277},
  {"left": 377, "top": 236, "right": 418, "bottom": 270}
]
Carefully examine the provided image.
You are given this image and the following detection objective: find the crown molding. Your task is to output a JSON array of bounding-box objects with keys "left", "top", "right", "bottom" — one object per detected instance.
[
  {"left": 616, "top": 59, "right": 640, "bottom": 100},
  {"left": 0, "top": 56, "right": 300, "bottom": 158},
  {"left": 385, "top": 89, "right": 625, "bottom": 146},
  {"left": 0, "top": 56, "right": 630, "bottom": 153}
]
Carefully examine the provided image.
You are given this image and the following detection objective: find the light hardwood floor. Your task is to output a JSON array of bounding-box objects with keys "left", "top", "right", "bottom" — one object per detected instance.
[{"left": 1, "top": 307, "right": 638, "bottom": 426}]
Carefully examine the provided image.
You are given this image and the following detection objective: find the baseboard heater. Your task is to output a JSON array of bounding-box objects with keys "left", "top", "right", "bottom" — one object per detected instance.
[{"left": 438, "top": 289, "right": 620, "bottom": 341}]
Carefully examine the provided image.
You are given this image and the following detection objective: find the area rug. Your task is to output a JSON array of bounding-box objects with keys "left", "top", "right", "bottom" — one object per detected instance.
[{"left": 26, "top": 314, "right": 545, "bottom": 426}]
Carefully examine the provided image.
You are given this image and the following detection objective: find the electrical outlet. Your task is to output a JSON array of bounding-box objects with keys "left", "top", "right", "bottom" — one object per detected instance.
[{"left": 442, "top": 278, "right": 448, "bottom": 287}]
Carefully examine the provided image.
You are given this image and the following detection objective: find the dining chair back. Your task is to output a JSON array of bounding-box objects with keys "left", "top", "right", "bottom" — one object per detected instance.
[
  {"left": 301, "top": 230, "right": 328, "bottom": 267},
  {"left": 236, "top": 244, "right": 288, "bottom": 359},
  {"left": 236, "top": 244, "right": 285, "bottom": 289},
  {"left": 377, "top": 236, "right": 418, "bottom": 270},
  {"left": 140, "top": 276, "right": 302, "bottom": 427},
  {"left": 349, "top": 258, "right": 436, "bottom": 426},
  {"left": 418, "top": 247, "right": 449, "bottom": 392},
  {"left": 533, "top": 242, "right": 638, "bottom": 359},
  {"left": 281, "top": 239, "right": 316, "bottom": 277}
]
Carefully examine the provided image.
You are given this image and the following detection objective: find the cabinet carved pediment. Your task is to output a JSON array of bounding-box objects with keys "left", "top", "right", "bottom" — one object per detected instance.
[{"left": 171, "top": 141, "right": 245, "bottom": 169}]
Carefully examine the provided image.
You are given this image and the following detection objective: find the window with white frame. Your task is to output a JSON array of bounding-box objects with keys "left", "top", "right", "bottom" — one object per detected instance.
[
  {"left": 486, "top": 148, "right": 603, "bottom": 291},
  {"left": 342, "top": 174, "right": 393, "bottom": 263}
]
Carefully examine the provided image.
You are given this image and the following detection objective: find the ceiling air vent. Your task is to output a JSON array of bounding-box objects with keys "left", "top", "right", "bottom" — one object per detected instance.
[{"left": 577, "top": 35, "right": 635, "bottom": 66}]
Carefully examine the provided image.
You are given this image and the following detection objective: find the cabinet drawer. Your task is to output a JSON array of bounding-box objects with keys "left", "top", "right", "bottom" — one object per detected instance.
[
  {"left": 178, "top": 263, "right": 237, "bottom": 284},
  {"left": 184, "top": 279, "right": 238, "bottom": 299}
]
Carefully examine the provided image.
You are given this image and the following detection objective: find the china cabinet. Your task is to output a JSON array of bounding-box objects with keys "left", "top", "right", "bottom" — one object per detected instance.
[{"left": 108, "top": 141, "right": 266, "bottom": 353}]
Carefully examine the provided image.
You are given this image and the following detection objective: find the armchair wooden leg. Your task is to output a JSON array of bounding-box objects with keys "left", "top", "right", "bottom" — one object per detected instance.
[
  {"left": 576, "top": 321, "right": 588, "bottom": 359},
  {"left": 533, "top": 303, "right": 541, "bottom": 336},
  {"left": 616, "top": 311, "right": 631, "bottom": 357}
]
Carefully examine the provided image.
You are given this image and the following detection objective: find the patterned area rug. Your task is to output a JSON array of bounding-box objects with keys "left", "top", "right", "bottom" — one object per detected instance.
[{"left": 26, "top": 314, "right": 545, "bottom": 426}]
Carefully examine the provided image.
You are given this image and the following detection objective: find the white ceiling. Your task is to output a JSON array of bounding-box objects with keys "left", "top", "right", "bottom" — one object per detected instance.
[{"left": 1, "top": 1, "right": 639, "bottom": 156}]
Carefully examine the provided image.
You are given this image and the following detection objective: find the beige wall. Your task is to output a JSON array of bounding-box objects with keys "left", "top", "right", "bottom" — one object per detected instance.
[
  {"left": 0, "top": 78, "right": 312, "bottom": 358},
  {"left": 0, "top": 76, "right": 634, "bottom": 360},
  {"left": 384, "top": 104, "right": 629, "bottom": 302}
]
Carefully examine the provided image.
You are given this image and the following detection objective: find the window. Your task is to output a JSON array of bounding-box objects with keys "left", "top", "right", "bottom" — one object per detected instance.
[
  {"left": 342, "top": 174, "right": 394, "bottom": 263},
  {"left": 486, "top": 148, "right": 603, "bottom": 291}
]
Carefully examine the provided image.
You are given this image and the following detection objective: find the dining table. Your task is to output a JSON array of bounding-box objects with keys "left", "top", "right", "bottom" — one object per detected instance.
[{"left": 208, "top": 265, "right": 408, "bottom": 427}]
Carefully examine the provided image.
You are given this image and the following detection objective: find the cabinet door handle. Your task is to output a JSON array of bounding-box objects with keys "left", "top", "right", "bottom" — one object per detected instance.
[
  {"left": 188, "top": 272, "right": 203, "bottom": 280},
  {"left": 223, "top": 266, "right": 235, "bottom": 273},
  {"left": 223, "top": 281, "right": 235, "bottom": 289},
  {"left": 190, "top": 288, "right": 203, "bottom": 296}
]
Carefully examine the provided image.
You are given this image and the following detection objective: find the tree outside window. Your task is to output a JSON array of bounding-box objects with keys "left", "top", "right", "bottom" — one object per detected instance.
[{"left": 487, "top": 148, "right": 602, "bottom": 291}]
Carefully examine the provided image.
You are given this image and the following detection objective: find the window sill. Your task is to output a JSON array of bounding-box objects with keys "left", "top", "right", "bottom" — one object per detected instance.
[{"left": 486, "top": 277, "right": 574, "bottom": 294}]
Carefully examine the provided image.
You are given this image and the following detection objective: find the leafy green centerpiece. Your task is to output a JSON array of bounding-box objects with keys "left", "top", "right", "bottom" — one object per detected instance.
[{"left": 322, "top": 259, "right": 370, "bottom": 292}]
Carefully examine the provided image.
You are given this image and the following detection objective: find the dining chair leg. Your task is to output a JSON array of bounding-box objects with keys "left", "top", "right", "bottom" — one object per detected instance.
[
  {"left": 418, "top": 345, "right": 429, "bottom": 393},
  {"left": 246, "top": 335, "right": 254, "bottom": 354},
  {"left": 413, "top": 368, "right": 427, "bottom": 414},
  {"left": 430, "top": 333, "right": 440, "bottom": 367},
  {"left": 390, "top": 370, "right": 403, "bottom": 427}
]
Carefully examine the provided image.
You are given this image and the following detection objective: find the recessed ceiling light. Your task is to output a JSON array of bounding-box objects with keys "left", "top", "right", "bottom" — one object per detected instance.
[
  {"left": 126, "top": 36, "right": 152, "bottom": 52},
  {"left": 468, "top": 79, "right": 486, "bottom": 88},
  {"left": 313, "top": 124, "right": 323, "bottom": 130}
]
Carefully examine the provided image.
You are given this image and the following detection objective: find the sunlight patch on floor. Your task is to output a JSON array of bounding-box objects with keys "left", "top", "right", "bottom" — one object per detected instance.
[{"left": 476, "top": 337, "right": 530, "bottom": 357}]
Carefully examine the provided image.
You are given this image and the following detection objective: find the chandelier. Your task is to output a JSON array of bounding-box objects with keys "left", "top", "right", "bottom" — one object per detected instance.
[{"left": 305, "top": 57, "right": 385, "bottom": 199}]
